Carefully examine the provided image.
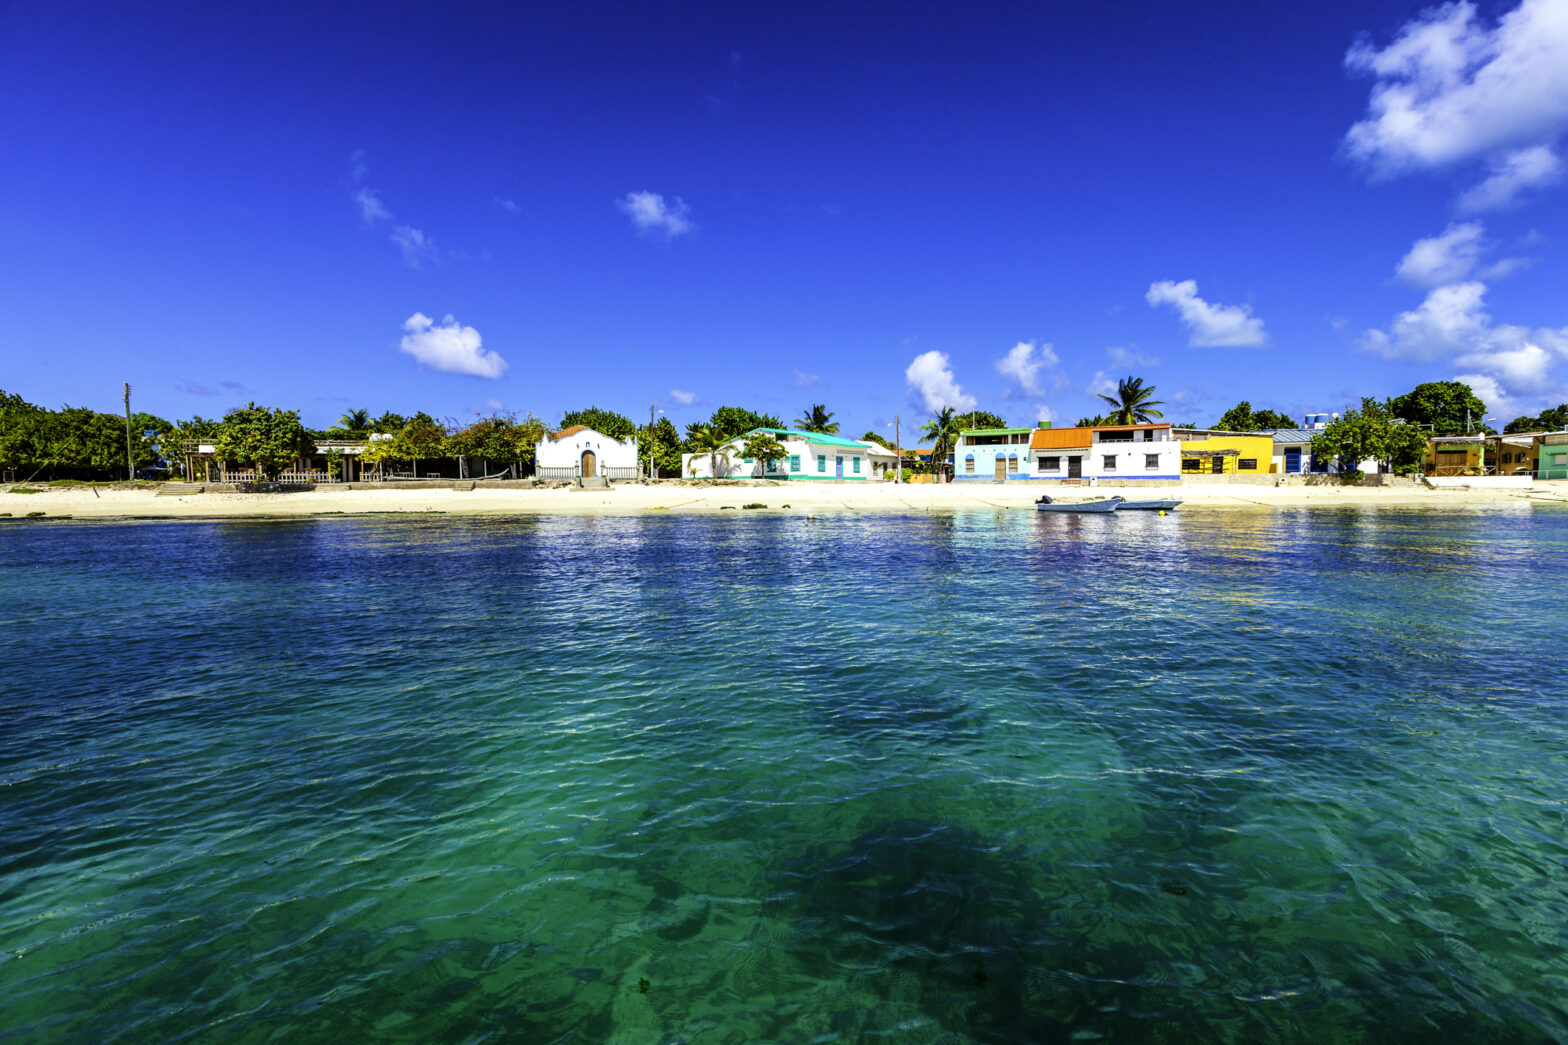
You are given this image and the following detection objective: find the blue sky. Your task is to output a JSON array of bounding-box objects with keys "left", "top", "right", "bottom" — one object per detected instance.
[{"left": 3, "top": 0, "right": 1566, "bottom": 435}]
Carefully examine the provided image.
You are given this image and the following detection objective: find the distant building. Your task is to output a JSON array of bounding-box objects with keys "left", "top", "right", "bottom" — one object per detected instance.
[
  {"left": 1539, "top": 433, "right": 1568, "bottom": 479},
  {"left": 1173, "top": 430, "right": 1276, "bottom": 476},
  {"left": 681, "top": 428, "right": 883, "bottom": 480},
  {"left": 953, "top": 423, "right": 1179, "bottom": 482},
  {"left": 536, "top": 425, "right": 639, "bottom": 480}
]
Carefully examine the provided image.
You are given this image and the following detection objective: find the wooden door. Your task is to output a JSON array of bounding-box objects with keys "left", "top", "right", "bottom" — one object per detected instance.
[
  {"left": 994, "top": 457, "right": 1007, "bottom": 481},
  {"left": 581, "top": 450, "right": 596, "bottom": 478}
]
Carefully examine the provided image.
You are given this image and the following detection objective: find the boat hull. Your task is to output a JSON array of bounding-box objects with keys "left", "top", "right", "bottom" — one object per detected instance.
[
  {"left": 1035, "top": 497, "right": 1122, "bottom": 514},
  {"left": 1116, "top": 499, "right": 1182, "bottom": 511}
]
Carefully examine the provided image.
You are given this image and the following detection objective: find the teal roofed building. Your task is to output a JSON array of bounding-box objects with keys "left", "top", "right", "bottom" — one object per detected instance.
[{"left": 679, "top": 428, "right": 898, "bottom": 480}]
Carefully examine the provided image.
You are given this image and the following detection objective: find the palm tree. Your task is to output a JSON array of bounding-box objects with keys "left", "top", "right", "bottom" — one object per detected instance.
[
  {"left": 339, "top": 408, "right": 370, "bottom": 432},
  {"left": 794, "top": 404, "right": 839, "bottom": 434},
  {"left": 920, "top": 407, "right": 960, "bottom": 480},
  {"left": 1097, "top": 377, "right": 1165, "bottom": 425},
  {"left": 686, "top": 426, "right": 738, "bottom": 478}
]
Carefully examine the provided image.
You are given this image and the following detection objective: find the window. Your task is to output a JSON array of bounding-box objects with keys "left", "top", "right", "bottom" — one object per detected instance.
[
  {"left": 1182, "top": 458, "right": 1201, "bottom": 472},
  {"left": 1103, "top": 455, "right": 1117, "bottom": 470},
  {"left": 1142, "top": 430, "right": 1154, "bottom": 441},
  {"left": 852, "top": 457, "right": 860, "bottom": 474},
  {"left": 1099, "top": 431, "right": 1133, "bottom": 443},
  {"left": 817, "top": 455, "right": 826, "bottom": 472},
  {"left": 964, "top": 455, "right": 975, "bottom": 473},
  {"left": 1040, "top": 456, "right": 1060, "bottom": 470},
  {"left": 790, "top": 455, "right": 800, "bottom": 472},
  {"left": 1239, "top": 458, "right": 1257, "bottom": 470},
  {"left": 1145, "top": 454, "right": 1159, "bottom": 469},
  {"left": 1555, "top": 454, "right": 1566, "bottom": 466},
  {"left": 1007, "top": 456, "right": 1018, "bottom": 472}
]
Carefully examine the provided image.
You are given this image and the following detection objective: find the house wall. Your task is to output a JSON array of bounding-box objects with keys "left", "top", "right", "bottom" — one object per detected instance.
[
  {"left": 1539, "top": 436, "right": 1568, "bottom": 479},
  {"left": 1178, "top": 434, "right": 1274, "bottom": 476},
  {"left": 536, "top": 429, "right": 638, "bottom": 473},
  {"left": 682, "top": 433, "right": 872, "bottom": 480},
  {"left": 953, "top": 430, "right": 1034, "bottom": 481}
]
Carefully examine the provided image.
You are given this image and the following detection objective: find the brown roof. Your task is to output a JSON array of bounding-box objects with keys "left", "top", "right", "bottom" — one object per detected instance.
[
  {"left": 1030, "top": 427, "right": 1092, "bottom": 450},
  {"left": 551, "top": 425, "right": 588, "bottom": 440}
]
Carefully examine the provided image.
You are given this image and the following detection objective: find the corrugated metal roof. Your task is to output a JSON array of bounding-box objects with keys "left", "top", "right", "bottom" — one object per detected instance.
[
  {"left": 749, "top": 427, "right": 876, "bottom": 449},
  {"left": 1269, "top": 429, "right": 1317, "bottom": 443},
  {"left": 959, "top": 427, "right": 1034, "bottom": 436}
]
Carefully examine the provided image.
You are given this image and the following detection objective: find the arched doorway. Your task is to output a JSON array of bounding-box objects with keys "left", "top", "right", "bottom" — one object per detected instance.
[{"left": 581, "top": 450, "right": 597, "bottom": 478}]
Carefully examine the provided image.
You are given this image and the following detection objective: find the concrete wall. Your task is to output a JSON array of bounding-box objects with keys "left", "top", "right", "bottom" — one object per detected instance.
[{"left": 536, "top": 429, "right": 638, "bottom": 473}]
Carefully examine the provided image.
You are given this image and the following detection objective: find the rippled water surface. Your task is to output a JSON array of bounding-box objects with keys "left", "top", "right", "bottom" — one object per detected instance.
[{"left": 3, "top": 507, "right": 1567, "bottom": 1042}]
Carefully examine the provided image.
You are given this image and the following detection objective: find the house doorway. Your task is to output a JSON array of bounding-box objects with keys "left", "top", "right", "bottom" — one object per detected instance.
[
  {"left": 1068, "top": 456, "right": 1082, "bottom": 479},
  {"left": 1211, "top": 457, "right": 1223, "bottom": 475},
  {"left": 835, "top": 456, "right": 843, "bottom": 478},
  {"left": 581, "top": 450, "right": 597, "bottom": 478},
  {"left": 994, "top": 458, "right": 1007, "bottom": 481}
]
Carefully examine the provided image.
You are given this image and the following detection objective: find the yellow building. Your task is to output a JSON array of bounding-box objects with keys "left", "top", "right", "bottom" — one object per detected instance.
[{"left": 1176, "top": 430, "right": 1276, "bottom": 476}]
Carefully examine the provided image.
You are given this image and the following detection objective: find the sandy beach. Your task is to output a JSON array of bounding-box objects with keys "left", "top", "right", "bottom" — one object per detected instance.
[{"left": 4, "top": 479, "right": 1565, "bottom": 519}]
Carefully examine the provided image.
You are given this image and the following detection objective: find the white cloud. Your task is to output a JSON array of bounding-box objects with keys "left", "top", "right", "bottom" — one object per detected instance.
[
  {"left": 616, "top": 191, "right": 695, "bottom": 238},
  {"left": 790, "top": 369, "right": 823, "bottom": 389},
  {"left": 1343, "top": 0, "right": 1568, "bottom": 205},
  {"left": 1146, "top": 279, "right": 1268, "bottom": 347},
  {"left": 1107, "top": 345, "right": 1160, "bottom": 368},
  {"left": 1456, "top": 144, "right": 1563, "bottom": 211},
  {"left": 391, "top": 225, "right": 438, "bottom": 268},
  {"left": 356, "top": 187, "right": 391, "bottom": 227},
  {"left": 350, "top": 149, "right": 369, "bottom": 183},
  {"left": 1087, "top": 371, "right": 1118, "bottom": 398},
  {"left": 994, "top": 340, "right": 1057, "bottom": 396},
  {"left": 1363, "top": 282, "right": 1568, "bottom": 406},
  {"left": 1362, "top": 280, "right": 1493, "bottom": 361},
  {"left": 1396, "top": 222, "right": 1486, "bottom": 285},
  {"left": 494, "top": 196, "right": 520, "bottom": 213},
  {"left": 904, "top": 350, "right": 977, "bottom": 413},
  {"left": 669, "top": 388, "right": 699, "bottom": 406},
  {"left": 398, "top": 313, "right": 507, "bottom": 379}
]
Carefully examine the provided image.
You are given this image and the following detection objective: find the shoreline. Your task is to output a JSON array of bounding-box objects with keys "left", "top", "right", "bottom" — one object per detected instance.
[{"left": 4, "top": 481, "right": 1565, "bottom": 520}]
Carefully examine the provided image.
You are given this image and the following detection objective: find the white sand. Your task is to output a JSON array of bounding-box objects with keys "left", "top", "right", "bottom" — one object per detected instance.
[{"left": 4, "top": 480, "right": 1564, "bottom": 519}]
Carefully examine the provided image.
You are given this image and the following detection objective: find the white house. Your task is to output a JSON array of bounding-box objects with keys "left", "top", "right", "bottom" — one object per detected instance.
[
  {"left": 954, "top": 423, "right": 1180, "bottom": 482},
  {"left": 681, "top": 428, "right": 884, "bottom": 480},
  {"left": 535, "top": 425, "right": 639, "bottom": 480}
]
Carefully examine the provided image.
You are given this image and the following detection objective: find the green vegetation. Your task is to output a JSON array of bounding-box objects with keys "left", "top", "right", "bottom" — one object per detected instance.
[
  {"left": 1504, "top": 404, "right": 1568, "bottom": 434},
  {"left": 738, "top": 432, "right": 788, "bottom": 472},
  {"left": 1309, "top": 398, "right": 1427, "bottom": 476},
  {"left": 637, "top": 416, "right": 682, "bottom": 477},
  {"left": 794, "top": 404, "right": 839, "bottom": 434},
  {"left": 686, "top": 406, "right": 783, "bottom": 444},
  {"left": 955, "top": 410, "right": 1008, "bottom": 430},
  {"left": 1096, "top": 376, "right": 1165, "bottom": 425},
  {"left": 560, "top": 406, "right": 635, "bottom": 441},
  {"left": 1389, "top": 381, "right": 1488, "bottom": 435},
  {"left": 921, "top": 408, "right": 960, "bottom": 479},
  {"left": 0, "top": 388, "right": 171, "bottom": 480},
  {"left": 1213, "top": 401, "right": 1295, "bottom": 431},
  {"left": 214, "top": 403, "right": 315, "bottom": 479},
  {"left": 685, "top": 426, "right": 736, "bottom": 477},
  {"left": 742, "top": 502, "right": 766, "bottom": 509}
]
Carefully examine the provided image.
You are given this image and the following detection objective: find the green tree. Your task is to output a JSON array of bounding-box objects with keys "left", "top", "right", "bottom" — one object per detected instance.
[
  {"left": 860, "top": 430, "right": 894, "bottom": 449},
  {"left": 446, "top": 413, "right": 543, "bottom": 477},
  {"left": 214, "top": 403, "right": 315, "bottom": 479},
  {"left": 1503, "top": 404, "right": 1568, "bottom": 433},
  {"left": 955, "top": 410, "right": 1008, "bottom": 430},
  {"left": 1097, "top": 377, "right": 1165, "bottom": 425},
  {"left": 1075, "top": 414, "right": 1111, "bottom": 427},
  {"left": 638, "top": 416, "right": 682, "bottom": 477},
  {"left": 1309, "top": 398, "right": 1426, "bottom": 477},
  {"left": 338, "top": 408, "right": 370, "bottom": 432},
  {"left": 686, "top": 426, "right": 738, "bottom": 478},
  {"left": 920, "top": 408, "right": 961, "bottom": 479},
  {"left": 1213, "top": 401, "right": 1296, "bottom": 431},
  {"left": 685, "top": 405, "right": 783, "bottom": 445},
  {"left": 395, "top": 412, "right": 448, "bottom": 475},
  {"left": 370, "top": 411, "right": 407, "bottom": 434},
  {"left": 739, "top": 432, "right": 788, "bottom": 473},
  {"left": 560, "top": 406, "right": 635, "bottom": 441},
  {"left": 794, "top": 403, "right": 839, "bottom": 434},
  {"left": 1389, "top": 381, "right": 1487, "bottom": 435}
]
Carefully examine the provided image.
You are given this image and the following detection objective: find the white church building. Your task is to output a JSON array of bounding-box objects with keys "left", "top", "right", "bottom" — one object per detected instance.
[{"left": 535, "top": 425, "right": 640, "bottom": 480}]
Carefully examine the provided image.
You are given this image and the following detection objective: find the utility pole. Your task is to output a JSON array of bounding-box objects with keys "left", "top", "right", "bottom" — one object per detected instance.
[
  {"left": 895, "top": 413, "right": 902, "bottom": 483},
  {"left": 649, "top": 402, "right": 656, "bottom": 480},
  {"left": 123, "top": 382, "right": 134, "bottom": 481}
]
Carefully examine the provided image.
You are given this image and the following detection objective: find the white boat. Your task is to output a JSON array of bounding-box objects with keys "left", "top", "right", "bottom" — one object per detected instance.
[
  {"left": 1035, "top": 496, "right": 1122, "bottom": 514},
  {"left": 1116, "top": 498, "right": 1182, "bottom": 511}
]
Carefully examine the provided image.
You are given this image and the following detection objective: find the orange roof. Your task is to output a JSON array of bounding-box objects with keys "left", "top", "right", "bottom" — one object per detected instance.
[
  {"left": 551, "top": 425, "right": 588, "bottom": 439},
  {"left": 1030, "top": 427, "right": 1092, "bottom": 450}
]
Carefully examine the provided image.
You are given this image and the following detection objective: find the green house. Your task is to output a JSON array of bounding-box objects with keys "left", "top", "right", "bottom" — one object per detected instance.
[{"left": 1539, "top": 433, "right": 1568, "bottom": 480}]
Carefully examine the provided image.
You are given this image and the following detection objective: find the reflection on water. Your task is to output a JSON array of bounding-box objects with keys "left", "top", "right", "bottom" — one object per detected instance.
[{"left": 2, "top": 507, "right": 1567, "bottom": 1042}]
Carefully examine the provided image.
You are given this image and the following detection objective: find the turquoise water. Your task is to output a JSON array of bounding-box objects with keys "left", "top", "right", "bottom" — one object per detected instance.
[{"left": 3, "top": 507, "right": 1567, "bottom": 1042}]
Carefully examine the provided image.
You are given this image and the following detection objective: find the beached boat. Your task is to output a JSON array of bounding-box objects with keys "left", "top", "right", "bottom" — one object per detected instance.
[
  {"left": 1116, "top": 498, "right": 1182, "bottom": 511},
  {"left": 1035, "top": 496, "right": 1122, "bottom": 514}
]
